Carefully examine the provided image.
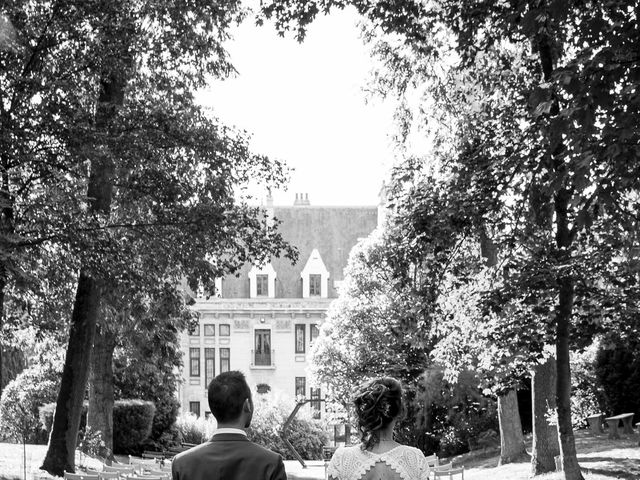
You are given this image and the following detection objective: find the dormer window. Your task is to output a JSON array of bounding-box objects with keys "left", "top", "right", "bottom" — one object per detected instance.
[
  {"left": 309, "top": 274, "right": 321, "bottom": 296},
  {"left": 301, "top": 249, "right": 329, "bottom": 298},
  {"left": 248, "top": 263, "right": 276, "bottom": 299},
  {"left": 256, "top": 274, "right": 269, "bottom": 296}
]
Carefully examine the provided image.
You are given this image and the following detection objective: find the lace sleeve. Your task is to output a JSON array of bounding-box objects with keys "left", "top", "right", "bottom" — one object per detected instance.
[
  {"left": 326, "top": 447, "right": 344, "bottom": 480},
  {"left": 416, "top": 449, "right": 431, "bottom": 480}
]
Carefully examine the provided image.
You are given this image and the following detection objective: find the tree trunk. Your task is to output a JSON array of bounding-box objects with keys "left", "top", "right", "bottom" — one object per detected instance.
[
  {"left": 556, "top": 277, "right": 583, "bottom": 479},
  {"left": 88, "top": 325, "right": 116, "bottom": 462},
  {"left": 42, "top": 77, "right": 121, "bottom": 477},
  {"left": 531, "top": 357, "right": 560, "bottom": 475},
  {"left": 498, "top": 389, "right": 528, "bottom": 465},
  {"left": 41, "top": 272, "right": 101, "bottom": 475},
  {"left": 536, "top": 16, "right": 584, "bottom": 479}
]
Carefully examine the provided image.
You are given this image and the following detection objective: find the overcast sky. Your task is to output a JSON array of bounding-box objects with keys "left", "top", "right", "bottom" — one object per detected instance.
[{"left": 196, "top": 7, "right": 397, "bottom": 207}]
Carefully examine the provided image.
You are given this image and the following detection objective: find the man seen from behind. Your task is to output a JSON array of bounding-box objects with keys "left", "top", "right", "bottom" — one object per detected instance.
[{"left": 172, "top": 370, "right": 287, "bottom": 480}]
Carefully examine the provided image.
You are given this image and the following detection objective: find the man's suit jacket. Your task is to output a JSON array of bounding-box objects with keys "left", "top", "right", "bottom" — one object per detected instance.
[{"left": 171, "top": 433, "right": 287, "bottom": 480}]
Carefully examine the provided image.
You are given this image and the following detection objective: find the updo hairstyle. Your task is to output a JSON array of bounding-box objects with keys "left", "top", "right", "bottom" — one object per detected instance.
[{"left": 352, "top": 377, "right": 403, "bottom": 450}]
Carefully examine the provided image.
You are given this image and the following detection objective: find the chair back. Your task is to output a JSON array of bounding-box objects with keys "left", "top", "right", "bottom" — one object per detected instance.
[
  {"left": 424, "top": 453, "right": 439, "bottom": 467},
  {"left": 432, "top": 462, "right": 453, "bottom": 472},
  {"left": 64, "top": 473, "right": 99, "bottom": 480},
  {"left": 128, "top": 476, "right": 162, "bottom": 480},
  {"left": 146, "top": 470, "right": 170, "bottom": 479},
  {"left": 97, "top": 472, "right": 120, "bottom": 480},
  {"left": 433, "top": 466, "right": 465, "bottom": 479},
  {"left": 103, "top": 465, "right": 135, "bottom": 474}
]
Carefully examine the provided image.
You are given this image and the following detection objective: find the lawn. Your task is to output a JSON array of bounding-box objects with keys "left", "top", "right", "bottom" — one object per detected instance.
[
  {"left": 456, "top": 430, "right": 640, "bottom": 480},
  {"left": 1, "top": 430, "right": 638, "bottom": 480}
]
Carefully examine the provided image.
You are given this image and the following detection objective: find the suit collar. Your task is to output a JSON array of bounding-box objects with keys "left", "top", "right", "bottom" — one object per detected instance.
[{"left": 209, "top": 433, "right": 250, "bottom": 442}]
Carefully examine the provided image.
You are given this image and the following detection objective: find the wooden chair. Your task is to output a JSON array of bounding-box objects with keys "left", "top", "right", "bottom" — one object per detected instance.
[
  {"left": 64, "top": 473, "right": 99, "bottom": 480},
  {"left": 433, "top": 466, "right": 464, "bottom": 479},
  {"left": 424, "top": 453, "right": 439, "bottom": 467}
]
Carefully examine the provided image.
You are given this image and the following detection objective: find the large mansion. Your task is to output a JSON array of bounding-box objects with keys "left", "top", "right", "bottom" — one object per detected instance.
[{"left": 177, "top": 194, "right": 380, "bottom": 419}]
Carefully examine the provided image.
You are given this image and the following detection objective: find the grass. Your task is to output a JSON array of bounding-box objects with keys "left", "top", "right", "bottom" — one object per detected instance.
[
  {"left": 0, "top": 443, "right": 104, "bottom": 480},
  {"left": 454, "top": 430, "right": 640, "bottom": 480},
  {"left": 1, "top": 430, "right": 638, "bottom": 480}
]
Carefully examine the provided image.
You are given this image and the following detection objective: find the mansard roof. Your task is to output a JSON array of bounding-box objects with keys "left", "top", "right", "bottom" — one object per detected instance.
[{"left": 220, "top": 205, "right": 378, "bottom": 299}]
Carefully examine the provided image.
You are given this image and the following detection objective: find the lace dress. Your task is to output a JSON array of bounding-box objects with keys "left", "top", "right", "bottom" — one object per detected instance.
[{"left": 327, "top": 445, "right": 431, "bottom": 480}]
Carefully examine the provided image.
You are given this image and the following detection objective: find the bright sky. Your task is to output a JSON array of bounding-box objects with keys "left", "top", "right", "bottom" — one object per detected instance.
[{"left": 196, "top": 7, "right": 397, "bottom": 207}]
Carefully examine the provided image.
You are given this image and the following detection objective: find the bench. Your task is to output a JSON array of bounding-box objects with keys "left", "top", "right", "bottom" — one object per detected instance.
[
  {"left": 585, "top": 413, "right": 604, "bottom": 434},
  {"left": 604, "top": 413, "right": 635, "bottom": 439}
]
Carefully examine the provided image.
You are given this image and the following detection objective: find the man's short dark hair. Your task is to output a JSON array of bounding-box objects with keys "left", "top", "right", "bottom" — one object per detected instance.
[{"left": 208, "top": 371, "right": 252, "bottom": 423}]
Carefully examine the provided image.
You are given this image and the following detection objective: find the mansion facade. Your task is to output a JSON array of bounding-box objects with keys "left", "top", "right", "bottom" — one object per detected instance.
[{"left": 177, "top": 195, "right": 380, "bottom": 419}]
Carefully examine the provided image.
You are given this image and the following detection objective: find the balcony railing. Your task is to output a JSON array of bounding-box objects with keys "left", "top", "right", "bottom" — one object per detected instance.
[{"left": 251, "top": 349, "right": 275, "bottom": 368}]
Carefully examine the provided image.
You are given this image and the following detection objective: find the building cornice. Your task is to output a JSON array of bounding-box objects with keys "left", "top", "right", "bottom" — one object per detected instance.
[{"left": 193, "top": 297, "right": 333, "bottom": 313}]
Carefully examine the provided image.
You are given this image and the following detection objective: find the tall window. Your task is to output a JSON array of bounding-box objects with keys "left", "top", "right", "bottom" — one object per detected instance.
[
  {"left": 220, "top": 348, "right": 230, "bottom": 373},
  {"left": 295, "top": 324, "right": 306, "bottom": 353},
  {"left": 204, "top": 324, "right": 215, "bottom": 336},
  {"left": 254, "top": 329, "right": 272, "bottom": 366},
  {"left": 310, "top": 324, "right": 320, "bottom": 343},
  {"left": 309, "top": 274, "right": 321, "bottom": 296},
  {"left": 205, "top": 348, "right": 215, "bottom": 388},
  {"left": 189, "top": 401, "right": 200, "bottom": 417},
  {"left": 295, "top": 377, "right": 306, "bottom": 398},
  {"left": 220, "top": 324, "right": 230, "bottom": 336},
  {"left": 189, "top": 322, "right": 200, "bottom": 336},
  {"left": 189, "top": 348, "right": 200, "bottom": 377},
  {"left": 311, "top": 387, "right": 321, "bottom": 419},
  {"left": 256, "top": 274, "right": 269, "bottom": 296}
]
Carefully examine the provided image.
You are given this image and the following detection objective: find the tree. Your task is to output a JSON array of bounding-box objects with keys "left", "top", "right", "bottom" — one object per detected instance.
[
  {"left": 258, "top": 3, "right": 640, "bottom": 479},
  {"left": 2, "top": 1, "right": 295, "bottom": 475}
]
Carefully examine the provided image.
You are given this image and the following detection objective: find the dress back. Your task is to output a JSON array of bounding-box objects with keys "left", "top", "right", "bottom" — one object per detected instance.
[{"left": 326, "top": 445, "right": 431, "bottom": 480}]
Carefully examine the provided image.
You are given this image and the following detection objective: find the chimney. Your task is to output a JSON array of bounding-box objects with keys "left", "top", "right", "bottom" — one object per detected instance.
[
  {"left": 266, "top": 191, "right": 273, "bottom": 207},
  {"left": 304, "top": 193, "right": 310, "bottom": 205},
  {"left": 294, "top": 193, "right": 301, "bottom": 206}
]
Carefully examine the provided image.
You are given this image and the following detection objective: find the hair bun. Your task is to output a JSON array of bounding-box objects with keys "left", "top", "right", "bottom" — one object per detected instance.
[{"left": 352, "top": 377, "right": 403, "bottom": 450}]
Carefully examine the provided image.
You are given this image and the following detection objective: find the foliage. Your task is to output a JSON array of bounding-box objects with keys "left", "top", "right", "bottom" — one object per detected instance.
[
  {"left": 247, "top": 390, "right": 328, "bottom": 460},
  {"left": 112, "top": 400, "right": 156, "bottom": 455},
  {"left": 173, "top": 413, "right": 217, "bottom": 445},
  {"left": 261, "top": 2, "right": 640, "bottom": 476},
  {"left": 112, "top": 283, "right": 189, "bottom": 450},
  {"left": 570, "top": 342, "right": 606, "bottom": 429},
  {"left": 594, "top": 333, "right": 640, "bottom": 420},
  {"left": 0, "top": 360, "right": 62, "bottom": 444}
]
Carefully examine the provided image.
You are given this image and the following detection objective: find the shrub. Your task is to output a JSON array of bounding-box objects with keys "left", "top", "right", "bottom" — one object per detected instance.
[
  {"left": 174, "top": 413, "right": 217, "bottom": 444},
  {"left": 113, "top": 400, "right": 156, "bottom": 454},
  {"left": 0, "top": 363, "right": 61, "bottom": 444},
  {"left": 40, "top": 399, "right": 154, "bottom": 454},
  {"left": 40, "top": 402, "right": 88, "bottom": 439},
  {"left": 247, "top": 390, "right": 328, "bottom": 460}
]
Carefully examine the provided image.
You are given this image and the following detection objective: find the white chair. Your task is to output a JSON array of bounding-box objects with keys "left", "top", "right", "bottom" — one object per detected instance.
[
  {"left": 145, "top": 470, "right": 170, "bottom": 480},
  {"left": 103, "top": 465, "right": 136, "bottom": 475},
  {"left": 433, "top": 466, "right": 464, "bottom": 479},
  {"left": 432, "top": 462, "right": 453, "bottom": 472},
  {"left": 98, "top": 472, "right": 120, "bottom": 480},
  {"left": 425, "top": 453, "right": 439, "bottom": 467},
  {"left": 64, "top": 473, "right": 99, "bottom": 480},
  {"left": 127, "top": 476, "right": 163, "bottom": 480}
]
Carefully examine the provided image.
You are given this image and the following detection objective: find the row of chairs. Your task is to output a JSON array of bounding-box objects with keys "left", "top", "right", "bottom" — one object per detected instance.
[
  {"left": 425, "top": 454, "right": 465, "bottom": 479},
  {"left": 65, "top": 457, "right": 172, "bottom": 480}
]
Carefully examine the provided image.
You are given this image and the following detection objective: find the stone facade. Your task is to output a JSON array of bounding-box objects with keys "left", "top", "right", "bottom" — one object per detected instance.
[{"left": 178, "top": 197, "right": 378, "bottom": 419}]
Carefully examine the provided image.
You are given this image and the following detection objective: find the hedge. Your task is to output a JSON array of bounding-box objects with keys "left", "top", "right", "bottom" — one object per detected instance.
[{"left": 40, "top": 399, "right": 155, "bottom": 454}]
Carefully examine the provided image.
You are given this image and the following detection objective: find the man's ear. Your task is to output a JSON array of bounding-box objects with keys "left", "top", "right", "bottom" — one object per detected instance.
[{"left": 243, "top": 398, "right": 253, "bottom": 413}]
